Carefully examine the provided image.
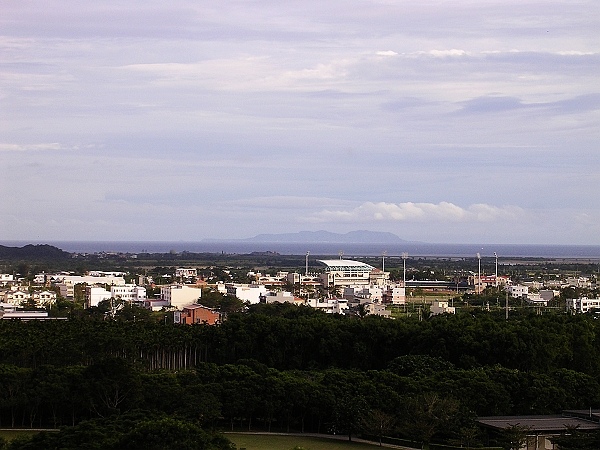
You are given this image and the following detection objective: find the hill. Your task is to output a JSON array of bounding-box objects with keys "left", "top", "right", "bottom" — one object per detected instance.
[
  {"left": 0, "top": 244, "right": 71, "bottom": 260},
  {"left": 241, "top": 230, "right": 406, "bottom": 244}
]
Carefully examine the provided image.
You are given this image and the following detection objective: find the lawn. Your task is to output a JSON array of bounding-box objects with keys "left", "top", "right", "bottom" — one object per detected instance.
[
  {"left": 0, "top": 429, "right": 47, "bottom": 441},
  {"left": 226, "top": 433, "right": 390, "bottom": 450}
]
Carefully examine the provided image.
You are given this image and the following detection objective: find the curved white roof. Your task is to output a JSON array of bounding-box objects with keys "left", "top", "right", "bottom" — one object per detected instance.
[{"left": 317, "top": 259, "right": 375, "bottom": 271}]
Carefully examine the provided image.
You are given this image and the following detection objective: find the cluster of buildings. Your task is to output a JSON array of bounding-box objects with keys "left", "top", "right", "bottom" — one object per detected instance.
[{"left": 2, "top": 257, "right": 599, "bottom": 322}]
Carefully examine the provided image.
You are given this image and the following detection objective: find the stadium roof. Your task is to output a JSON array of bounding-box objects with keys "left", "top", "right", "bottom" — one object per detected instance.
[{"left": 317, "top": 259, "right": 375, "bottom": 271}]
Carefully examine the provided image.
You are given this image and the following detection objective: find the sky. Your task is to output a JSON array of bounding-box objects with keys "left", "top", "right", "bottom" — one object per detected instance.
[{"left": 1, "top": 0, "right": 599, "bottom": 245}]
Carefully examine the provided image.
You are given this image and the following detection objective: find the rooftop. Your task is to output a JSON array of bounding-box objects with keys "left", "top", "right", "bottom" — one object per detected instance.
[{"left": 317, "top": 259, "right": 375, "bottom": 271}]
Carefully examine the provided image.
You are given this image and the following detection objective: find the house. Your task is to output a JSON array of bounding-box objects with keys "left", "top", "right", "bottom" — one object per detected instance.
[
  {"left": 478, "top": 410, "right": 600, "bottom": 450},
  {"left": 3, "top": 289, "right": 30, "bottom": 306},
  {"left": 430, "top": 300, "right": 456, "bottom": 316},
  {"left": 174, "top": 304, "right": 221, "bottom": 325},
  {"left": 32, "top": 290, "right": 57, "bottom": 307}
]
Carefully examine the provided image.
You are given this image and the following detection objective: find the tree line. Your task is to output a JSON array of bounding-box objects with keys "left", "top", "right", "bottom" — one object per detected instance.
[{"left": 2, "top": 304, "right": 600, "bottom": 448}]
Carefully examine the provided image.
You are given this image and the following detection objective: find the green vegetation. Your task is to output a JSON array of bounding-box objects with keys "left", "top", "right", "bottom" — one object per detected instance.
[{"left": 1, "top": 304, "right": 600, "bottom": 448}]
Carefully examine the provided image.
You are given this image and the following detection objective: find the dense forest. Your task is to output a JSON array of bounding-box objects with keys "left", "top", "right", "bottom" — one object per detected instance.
[{"left": 2, "top": 304, "right": 600, "bottom": 448}]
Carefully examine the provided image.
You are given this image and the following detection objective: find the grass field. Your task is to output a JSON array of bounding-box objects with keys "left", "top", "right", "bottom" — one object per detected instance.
[
  {"left": 226, "top": 433, "right": 390, "bottom": 450},
  {"left": 0, "top": 429, "right": 46, "bottom": 441}
]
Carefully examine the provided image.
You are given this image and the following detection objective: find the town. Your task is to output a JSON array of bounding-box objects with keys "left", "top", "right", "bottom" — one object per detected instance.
[{"left": 1, "top": 249, "right": 599, "bottom": 322}]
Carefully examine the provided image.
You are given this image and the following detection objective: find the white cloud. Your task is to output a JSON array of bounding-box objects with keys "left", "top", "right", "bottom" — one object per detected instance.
[
  {"left": 426, "top": 49, "right": 469, "bottom": 57},
  {"left": 308, "top": 201, "right": 525, "bottom": 223},
  {"left": 376, "top": 50, "right": 398, "bottom": 56},
  {"left": 0, "top": 143, "right": 62, "bottom": 152}
]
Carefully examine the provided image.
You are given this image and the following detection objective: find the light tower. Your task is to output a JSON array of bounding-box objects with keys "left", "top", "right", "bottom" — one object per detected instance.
[
  {"left": 305, "top": 251, "right": 310, "bottom": 276},
  {"left": 402, "top": 252, "right": 408, "bottom": 287},
  {"left": 382, "top": 250, "right": 387, "bottom": 273},
  {"left": 477, "top": 252, "right": 481, "bottom": 295},
  {"left": 494, "top": 252, "right": 498, "bottom": 288}
]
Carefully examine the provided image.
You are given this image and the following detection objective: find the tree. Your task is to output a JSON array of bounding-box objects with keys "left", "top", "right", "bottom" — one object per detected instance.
[{"left": 498, "top": 424, "right": 532, "bottom": 450}]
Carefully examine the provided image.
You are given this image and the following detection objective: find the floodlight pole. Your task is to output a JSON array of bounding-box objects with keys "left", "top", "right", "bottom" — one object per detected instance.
[
  {"left": 305, "top": 251, "right": 310, "bottom": 276},
  {"left": 494, "top": 252, "right": 498, "bottom": 288},
  {"left": 402, "top": 252, "right": 408, "bottom": 288},
  {"left": 477, "top": 253, "right": 481, "bottom": 295}
]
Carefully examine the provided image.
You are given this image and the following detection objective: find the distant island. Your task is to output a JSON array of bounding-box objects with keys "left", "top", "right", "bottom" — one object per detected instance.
[{"left": 206, "top": 230, "right": 408, "bottom": 244}]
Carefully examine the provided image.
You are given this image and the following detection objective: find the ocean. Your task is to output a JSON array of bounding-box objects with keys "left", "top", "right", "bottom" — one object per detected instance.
[{"left": 3, "top": 241, "right": 600, "bottom": 259}]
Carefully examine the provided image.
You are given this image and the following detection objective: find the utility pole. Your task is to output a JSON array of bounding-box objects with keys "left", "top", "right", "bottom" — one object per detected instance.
[
  {"left": 305, "top": 251, "right": 310, "bottom": 276},
  {"left": 505, "top": 290, "right": 509, "bottom": 320}
]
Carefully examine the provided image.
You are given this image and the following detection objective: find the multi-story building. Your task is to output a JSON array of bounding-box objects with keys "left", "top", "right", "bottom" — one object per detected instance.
[
  {"left": 86, "top": 286, "right": 112, "bottom": 308},
  {"left": 318, "top": 259, "right": 378, "bottom": 288},
  {"left": 110, "top": 284, "right": 146, "bottom": 304},
  {"left": 507, "top": 285, "right": 529, "bottom": 299},
  {"left": 161, "top": 285, "right": 202, "bottom": 309}
]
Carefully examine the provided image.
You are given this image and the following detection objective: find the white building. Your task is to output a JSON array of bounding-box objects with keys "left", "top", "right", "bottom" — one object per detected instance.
[
  {"left": 430, "top": 300, "right": 456, "bottom": 316},
  {"left": 3, "top": 289, "right": 30, "bottom": 306},
  {"left": 111, "top": 284, "right": 146, "bottom": 303},
  {"left": 53, "top": 274, "right": 126, "bottom": 299},
  {"left": 263, "top": 291, "right": 304, "bottom": 305},
  {"left": 566, "top": 297, "right": 600, "bottom": 314},
  {"left": 226, "top": 283, "right": 267, "bottom": 304},
  {"left": 318, "top": 259, "right": 377, "bottom": 288},
  {"left": 343, "top": 285, "right": 383, "bottom": 303},
  {"left": 175, "top": 268, "right": 197, "bottom": 279},
  {"left": 161, "top": 285, "right": 202, "bottom": 309},
  {"left": 86, "top": 286, "right": 112, "bottom": 308},
  {"left": 0, "top": 274, "right": 14, "bottom": 284},
  {"left": 507, "top": 285, "right": 529, "bottom": 299},
  {"left": 387, "top": 286, "right": 406, "bottom": 305},
  {"left": 32, "top": 290, "right": 57, "bottom": 307},
  {"left": 306, "top": 297, "right": 349, "bottom": 314}
]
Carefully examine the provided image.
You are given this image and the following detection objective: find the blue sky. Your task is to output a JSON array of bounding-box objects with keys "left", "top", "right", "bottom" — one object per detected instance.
[{"left": 1, "top": 1, "right": 599, "bottom": 244}]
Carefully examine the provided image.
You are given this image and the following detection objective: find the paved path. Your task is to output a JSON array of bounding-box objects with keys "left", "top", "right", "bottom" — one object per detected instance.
[{"left": 225, "top": 431, "right": 420, "bottom": 449}]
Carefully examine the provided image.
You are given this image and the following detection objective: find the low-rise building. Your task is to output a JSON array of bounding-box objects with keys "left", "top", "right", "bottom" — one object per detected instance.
[
  {"left": 430, "top": 300, "right": 456, "bottom": 316},
  {"left": 225, "top": 283, "right": 267, "bottom": 304},
  {"left": 507, "top": 285, "right": 529, "bottom": 299},
  {"left": 32, "top": 290, "right": 57, "bottom": 307},
  {"left": 566, "top": 297, "right": 600, "bottom": 314},
  {"left": 262, "top": 291, "right": 304, "bottom": 305},
  {"left": 3, "top": 289, "right": 30, "bottom": 306},
  {"left": 306, "top": 297, "right": 349, "bottom": 314},
  {"left": 175, "top": 304, "right": 221, "bottom": 325}
]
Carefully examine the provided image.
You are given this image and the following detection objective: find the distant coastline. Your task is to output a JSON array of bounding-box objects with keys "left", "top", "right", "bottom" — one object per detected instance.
[{"left": 2, "top": 241, "right": 600, "bottom": 259}]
